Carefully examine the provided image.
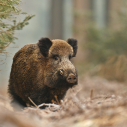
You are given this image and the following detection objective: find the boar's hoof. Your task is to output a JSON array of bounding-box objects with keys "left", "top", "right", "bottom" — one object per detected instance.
[{"left": 66, "top": 73, "right": 77, "bottom": 84}]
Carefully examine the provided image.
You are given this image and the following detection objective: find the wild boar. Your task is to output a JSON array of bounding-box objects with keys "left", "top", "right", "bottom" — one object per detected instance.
[{"left": 8, "top": 37, "right": 78, "bottom": 108}]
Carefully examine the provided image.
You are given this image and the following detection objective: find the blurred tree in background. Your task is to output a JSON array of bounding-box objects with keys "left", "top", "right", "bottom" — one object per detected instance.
[
  {"left": 74, "top": 0, "right": 127, "bottom": 82},
  {"left": 0, "top": 0, "right": 34, "bottom": 54},
  {"left": 85, "top": 11, "right": 127, "bottom": 65},
  {"left": 85, "top": 19, "right": 127, "bottom": 82}
]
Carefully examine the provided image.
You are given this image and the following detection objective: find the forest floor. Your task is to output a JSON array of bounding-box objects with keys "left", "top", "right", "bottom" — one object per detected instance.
[{"left": 1, "top": 75, "right": 127, "bottom": 127}]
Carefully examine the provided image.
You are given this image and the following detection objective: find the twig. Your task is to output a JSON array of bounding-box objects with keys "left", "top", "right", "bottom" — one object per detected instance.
[
  {"left": 28, "top": 97, "right": 60, "bottom": 110},
  {"left": 0, "top": 42, "right": 12, "bottom": 53},
  {"left": 54, "top": 95, "right": 60, "bottom": 105},
  {"left": 28, "top": 97, "right": 38, "bottom": 108},
  {"left": 90, "top": 89, "right": 94, "bottom": 100},
  {"left": 38, "top": 103, "right": 60, "bottom": 109}
]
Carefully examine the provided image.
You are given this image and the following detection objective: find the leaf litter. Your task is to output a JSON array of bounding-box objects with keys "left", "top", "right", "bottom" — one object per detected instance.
[{"left": 1, "top": 75, "right": 127, "bottom": 127}]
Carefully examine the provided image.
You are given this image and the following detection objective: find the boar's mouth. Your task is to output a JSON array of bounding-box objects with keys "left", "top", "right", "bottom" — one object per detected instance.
[
  {"left": 45, "top": 69, "right": 78, "bottom": 88},
  {"left": 46, "top": 74, "right": 77, "bottom": 88},
  {"left": 53, "top": 79, "right": 77, "bottom": 88}
]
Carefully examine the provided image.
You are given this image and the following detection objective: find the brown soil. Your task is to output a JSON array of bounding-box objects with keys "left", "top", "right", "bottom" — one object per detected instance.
[{"left": 1, "top": 75, "right": 127, "bottom": 127}]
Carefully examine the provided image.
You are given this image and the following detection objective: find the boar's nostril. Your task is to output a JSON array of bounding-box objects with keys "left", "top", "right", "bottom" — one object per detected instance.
[{"left": 67, "top": 73, "right": 77, "bottom": 84}]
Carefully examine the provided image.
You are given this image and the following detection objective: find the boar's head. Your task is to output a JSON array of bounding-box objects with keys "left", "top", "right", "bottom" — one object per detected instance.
[{"left": 37, "top": 38, "right": 78, "bottom": 88}]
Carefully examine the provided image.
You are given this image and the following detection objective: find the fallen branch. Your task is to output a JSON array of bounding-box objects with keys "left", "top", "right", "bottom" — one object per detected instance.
[
  {"left": 28, "top": 97, "right": 38, "bottom": 108},
  {"left": 38, "top": 103, "right": 60, "bottom": 109},
  {"left": 28, "top": 97, "right": 60, "bottom": 110},
  {"left": 90, "top": 89, "right": 94, "bottom": 100}
]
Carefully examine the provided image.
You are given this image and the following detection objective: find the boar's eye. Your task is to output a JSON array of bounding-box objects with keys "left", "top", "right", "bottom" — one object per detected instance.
[
  {"left": 54, "top": 57, "right": 58, "bottom": 61},
  {"left": 53, "top": 55, "right": 59, "bottom": 61}
]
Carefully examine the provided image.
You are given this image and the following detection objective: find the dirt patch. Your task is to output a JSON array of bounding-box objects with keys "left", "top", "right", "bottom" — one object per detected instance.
[{"left": 1, "top": 76, "right": 127, "bottom": 127}]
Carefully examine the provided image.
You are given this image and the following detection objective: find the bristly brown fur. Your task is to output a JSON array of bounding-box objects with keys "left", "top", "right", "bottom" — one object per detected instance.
[{"left": 8, "top": 37, "right": 78, "bottom": 108}]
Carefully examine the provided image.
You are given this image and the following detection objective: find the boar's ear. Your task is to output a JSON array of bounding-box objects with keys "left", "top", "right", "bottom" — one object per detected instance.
[
  {"left": 67, "top": 38, "right": 78, "bottom": 57},
  {"left": 37, "top": 37, "right": 52, "bottom": 57}
]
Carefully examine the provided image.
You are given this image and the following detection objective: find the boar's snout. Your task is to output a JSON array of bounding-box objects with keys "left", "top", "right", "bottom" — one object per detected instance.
[
  {"left": 58, "top": 69, "right": 77, "bottom": 84},
  {"left": 66, "top": 73, "right": 77, "bottom": 84}
]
